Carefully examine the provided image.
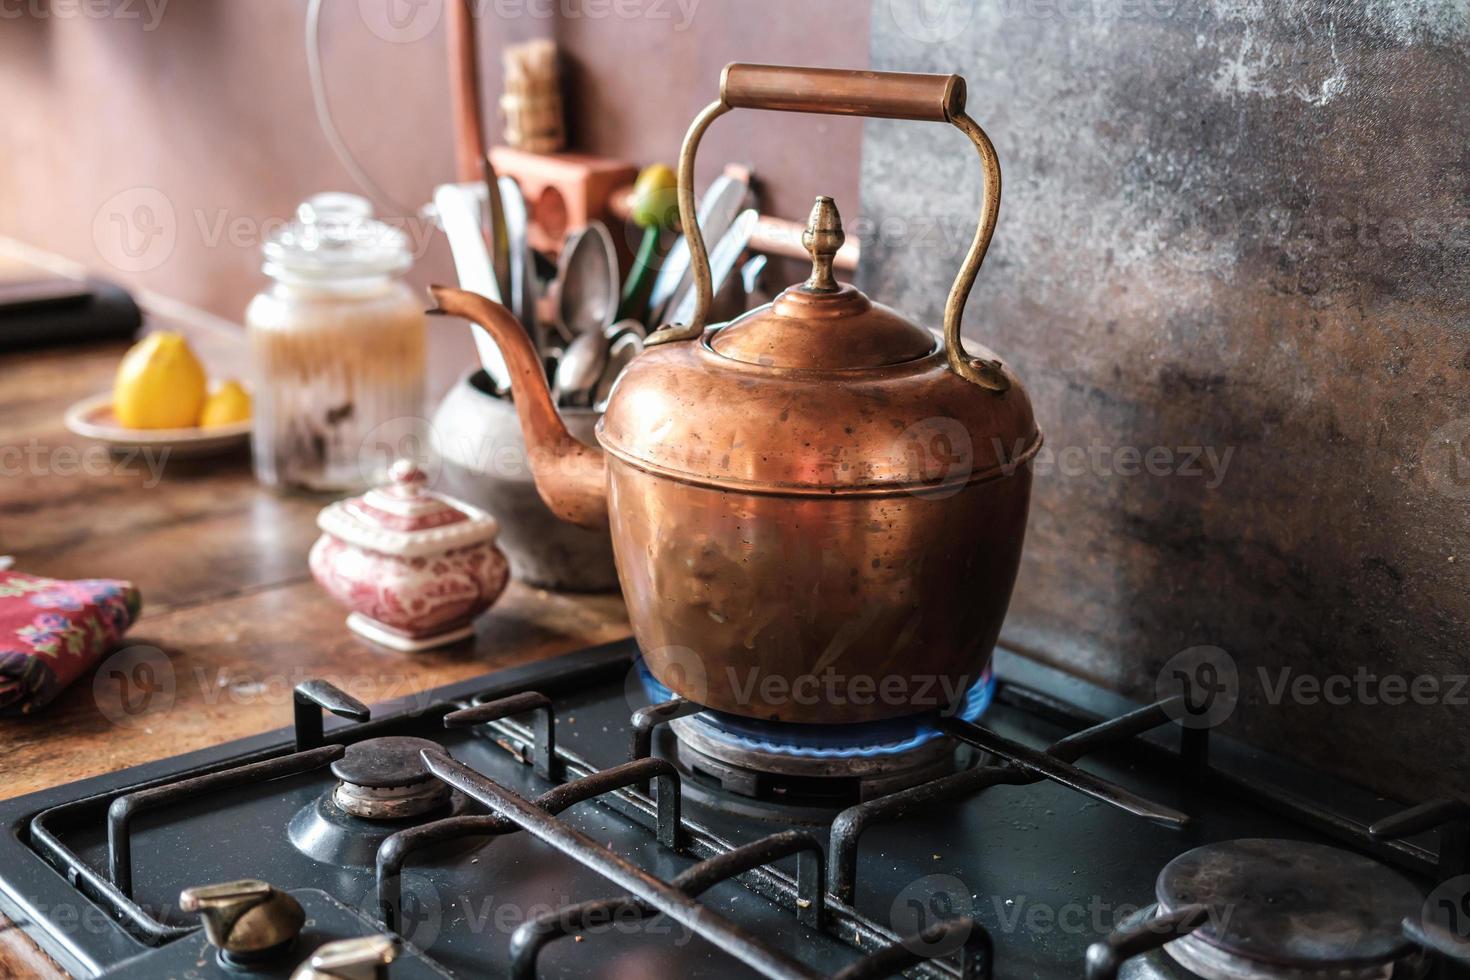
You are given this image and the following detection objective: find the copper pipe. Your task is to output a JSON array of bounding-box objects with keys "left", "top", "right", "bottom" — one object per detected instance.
[
  {"left": 720, "top": 63, "right": 964, "bottom": 122},
  {"left": 446, "top": 0, "right": 486, "bottom": 183},
  {"left": 606, "top": 186, "right": 860, "bottom": 272}
]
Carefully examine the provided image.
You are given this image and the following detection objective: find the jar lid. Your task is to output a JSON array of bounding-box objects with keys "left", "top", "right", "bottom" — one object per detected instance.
[
  {"left": 316, "top": 460, "right": 498, "bottom": 558},
  {"left": 262, "top": 193, "right": 412, "bottom": 283}
]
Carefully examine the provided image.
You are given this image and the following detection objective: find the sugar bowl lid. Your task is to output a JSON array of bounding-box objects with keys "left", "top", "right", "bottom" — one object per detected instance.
[{"left": 316, "top": 460, "right": 498, "bottom": 558}]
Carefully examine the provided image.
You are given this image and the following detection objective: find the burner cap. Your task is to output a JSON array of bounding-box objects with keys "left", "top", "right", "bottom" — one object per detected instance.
[
  {"left": 331, "top": 737, "right": 440, "bottom": 789},
  {"left": 329, "top": 737, "right": 451, "bottom": 820},
  {"left": 1157, "top": 839, "right": 1422, "bottom": 973}
]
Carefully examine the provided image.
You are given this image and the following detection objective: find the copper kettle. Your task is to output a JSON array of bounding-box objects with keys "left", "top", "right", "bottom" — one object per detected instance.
[{"left": 432, "top": 64, "right": 1042, "bottom": 724}]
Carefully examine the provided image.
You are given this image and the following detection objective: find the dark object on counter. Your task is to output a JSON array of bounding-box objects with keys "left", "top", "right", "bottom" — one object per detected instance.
[
  {"left": 2, "top": 641, "right": 1465, "bottom": 978},
  {"left": 0, "top": 276, "right": 141, "bottom": 349},
  {"left": 0, "top": 570, "right": 141, "bottom": 716},
  {"left": 432, "top": 66, "right": 1041, "bottom": 727}
]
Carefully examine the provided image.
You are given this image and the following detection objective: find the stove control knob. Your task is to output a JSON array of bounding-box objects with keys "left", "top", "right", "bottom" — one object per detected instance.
[
  {"left": 290, "top": 935, "right": 399, "bottom": 980},
  {"left": 179, "top": 879, "right": 306, "bottom": 962}
]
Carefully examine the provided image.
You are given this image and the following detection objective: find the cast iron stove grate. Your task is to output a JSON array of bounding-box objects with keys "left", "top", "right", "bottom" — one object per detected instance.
[{"left": 2, "top": 641, "right": 1468, "bottom": 978}]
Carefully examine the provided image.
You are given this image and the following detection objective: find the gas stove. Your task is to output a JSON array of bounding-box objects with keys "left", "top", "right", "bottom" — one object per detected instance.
[{"left": 3, "top": 640, "right": 1468, "bottom": 978}]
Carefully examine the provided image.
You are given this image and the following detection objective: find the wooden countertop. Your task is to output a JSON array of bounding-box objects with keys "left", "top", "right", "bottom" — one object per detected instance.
[{"left": 0, "top": 284, "right": 629, "bottom": 977}]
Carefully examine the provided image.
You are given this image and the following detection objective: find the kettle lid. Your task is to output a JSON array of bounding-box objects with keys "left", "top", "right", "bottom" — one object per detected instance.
[{"left": 707, "top": 197, "right": 936, "bottom": 370}]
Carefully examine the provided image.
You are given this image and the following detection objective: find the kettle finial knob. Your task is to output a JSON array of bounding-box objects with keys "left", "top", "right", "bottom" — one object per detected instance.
[{"left": 801, "top": 196, "right": 844, "bottom": 293}]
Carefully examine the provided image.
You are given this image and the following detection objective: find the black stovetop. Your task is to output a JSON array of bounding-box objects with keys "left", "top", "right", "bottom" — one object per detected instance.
[{"left": 0, "top": 640, "right": 1461, "bottom": 979}]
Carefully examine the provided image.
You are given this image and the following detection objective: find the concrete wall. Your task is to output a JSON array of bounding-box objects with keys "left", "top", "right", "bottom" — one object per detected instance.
[{"left": 862, "top": 0, "right": 1470, "bottom": 799}]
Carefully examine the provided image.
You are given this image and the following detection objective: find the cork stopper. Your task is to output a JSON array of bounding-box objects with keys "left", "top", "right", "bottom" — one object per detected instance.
[{"left": 801, "top": 196, "right": 844, "bottom": 293}]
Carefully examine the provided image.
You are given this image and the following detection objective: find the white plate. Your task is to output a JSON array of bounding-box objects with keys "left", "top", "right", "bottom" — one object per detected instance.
[{"left": 64, "top": 392, "right": 250, "bottom": 458}]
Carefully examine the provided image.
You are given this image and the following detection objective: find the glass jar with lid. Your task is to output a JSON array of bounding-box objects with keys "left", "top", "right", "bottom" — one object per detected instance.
[{"left": 247, "top": 193, "right": 426, "bottom": 492}]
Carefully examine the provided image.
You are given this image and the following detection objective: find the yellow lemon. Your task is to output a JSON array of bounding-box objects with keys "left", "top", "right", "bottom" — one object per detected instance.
[
  {"left": 113, "top": 332, "right": 208, "bottom": 429},
  {"left": 199, "top": 380, "right": 252, "bottom": 428}
]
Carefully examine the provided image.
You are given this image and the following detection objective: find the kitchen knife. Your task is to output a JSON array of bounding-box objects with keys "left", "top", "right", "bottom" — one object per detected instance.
[
  {"left": 648, "top": 171, "right": 750, "bottom": 327},
  {"left": 669, "top": 209, "right": 759, "bottom": 329}
]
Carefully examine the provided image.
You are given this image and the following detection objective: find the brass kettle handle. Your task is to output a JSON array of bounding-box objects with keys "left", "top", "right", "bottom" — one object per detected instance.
[{"left": 646, "top": 63, "right": 1009, "bottom": 393}]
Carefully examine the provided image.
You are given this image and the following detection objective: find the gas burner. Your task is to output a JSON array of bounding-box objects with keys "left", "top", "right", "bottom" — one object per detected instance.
[
  {"left": 288, "top": 737, "right": 472, "bottom": 866},
  {"left": 642, "top": 663, "right": 995, "bottom": 806},
  {"left": 1103, "top": 839, "right": 1430, "bottom": 980},
  {"left": 331, "top": 737, "right": 452, "bottom": 819}
]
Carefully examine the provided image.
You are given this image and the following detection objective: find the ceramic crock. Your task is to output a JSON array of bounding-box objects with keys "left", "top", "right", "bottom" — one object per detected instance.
[{"left": 309, "top": 459, "right": 508, "bottom": 651}]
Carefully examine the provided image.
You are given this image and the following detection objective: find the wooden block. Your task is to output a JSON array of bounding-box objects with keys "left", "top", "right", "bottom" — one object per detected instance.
[{"left": 490, "top": 146, "right": 637, "bottom": 255}]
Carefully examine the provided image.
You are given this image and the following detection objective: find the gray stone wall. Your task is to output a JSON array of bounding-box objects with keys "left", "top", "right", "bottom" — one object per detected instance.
[{"left": 861, "top": 0, "right": 1470, "bottom": 799}]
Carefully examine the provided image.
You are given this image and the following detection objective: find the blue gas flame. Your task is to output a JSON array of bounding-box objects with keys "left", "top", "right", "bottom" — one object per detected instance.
[{"left": 636, "top": 661, "right": 995, "bottom": 759}]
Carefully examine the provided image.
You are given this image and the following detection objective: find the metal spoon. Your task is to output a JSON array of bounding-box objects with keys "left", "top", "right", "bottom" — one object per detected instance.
[
  {"left": 551, "top": 328, "right": 610, "bottom": 407},
  {"left": 497, "top": 175, "right": 541, "bottom": 353},
  {"left": 555, "top": 220, "right": 619, "bottom": 339},
  {"left": 593, "top": 322, "right": 645, "bottom": 412}
]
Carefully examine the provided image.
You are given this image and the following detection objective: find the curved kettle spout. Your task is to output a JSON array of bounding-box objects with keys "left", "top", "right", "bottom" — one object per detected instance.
[{"left": 428, "top": 286, "right": 608, "bottom": 529}]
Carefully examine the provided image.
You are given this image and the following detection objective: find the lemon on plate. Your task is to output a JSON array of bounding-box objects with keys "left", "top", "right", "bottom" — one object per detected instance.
[
  {"left": 113, "top": 332, "right": 208, "bottom": 429},
  {"left": 199, "top": 380, "right": 252, "bottom": 429}
]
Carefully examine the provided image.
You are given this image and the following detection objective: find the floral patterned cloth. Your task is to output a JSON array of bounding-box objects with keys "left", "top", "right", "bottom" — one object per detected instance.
[{"left": 0, "top": 571, "right": 141, "bottom": 716}]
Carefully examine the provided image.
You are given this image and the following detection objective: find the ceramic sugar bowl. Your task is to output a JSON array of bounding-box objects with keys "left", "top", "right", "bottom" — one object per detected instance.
[{"left": 309, "top": 459, "right": 508, "bottom": 651}]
